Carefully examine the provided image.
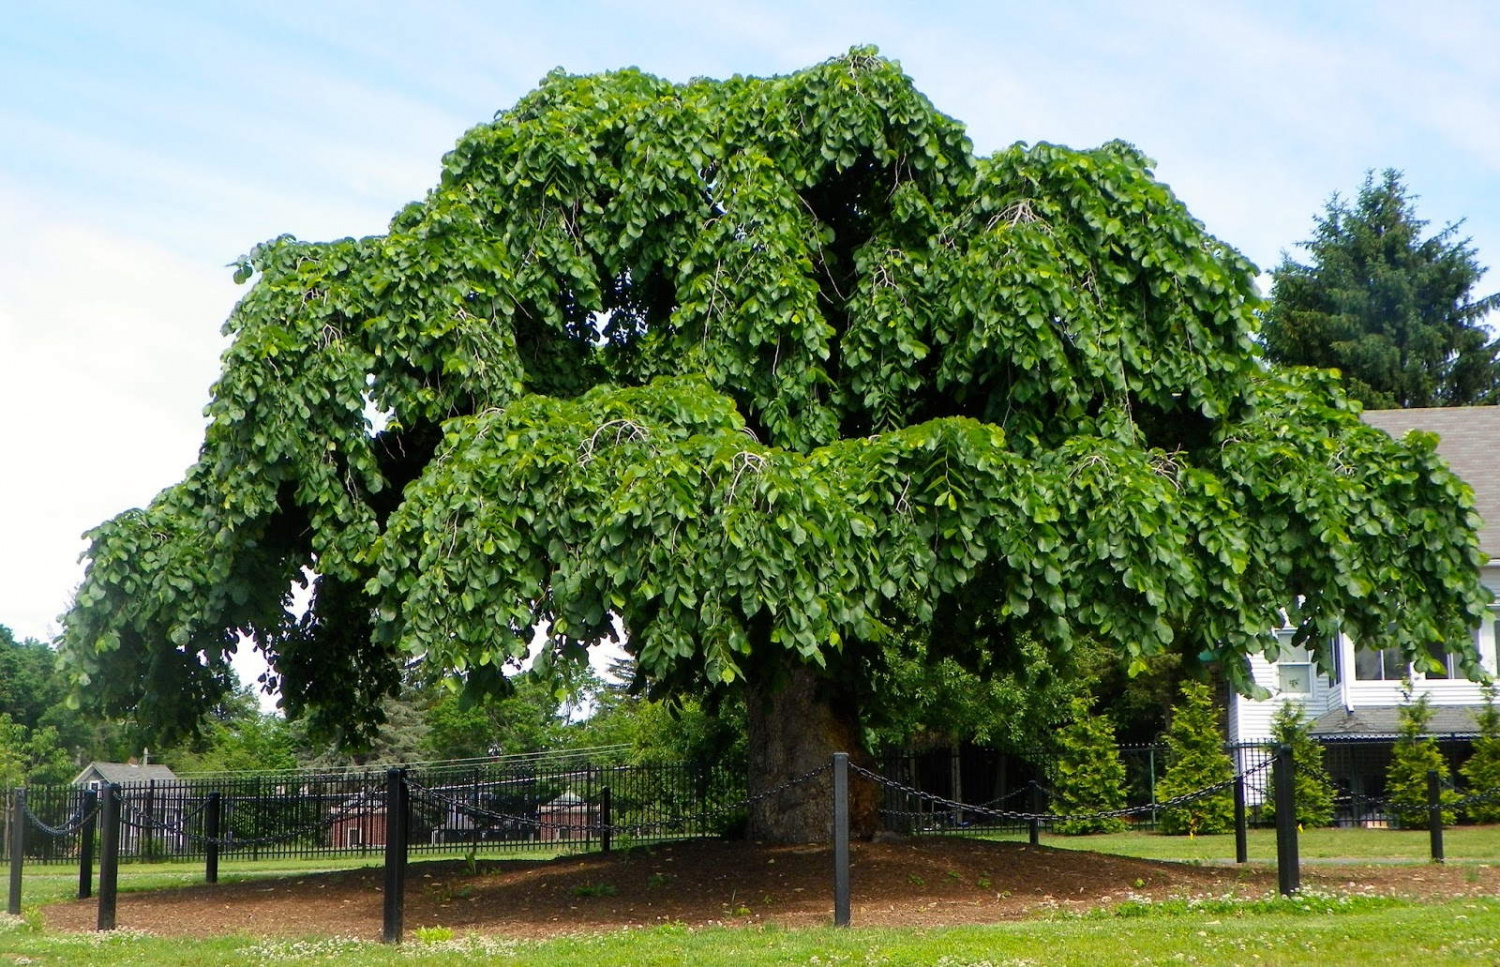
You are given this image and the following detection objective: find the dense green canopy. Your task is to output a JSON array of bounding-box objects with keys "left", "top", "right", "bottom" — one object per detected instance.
[{"left": 62, "top": 50, "right": 1489, "bottom": 751}]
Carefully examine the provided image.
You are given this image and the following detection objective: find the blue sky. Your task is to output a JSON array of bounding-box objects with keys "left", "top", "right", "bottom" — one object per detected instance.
[{"left": 3, "top": 1, "right": 1498, "bottom": 671}]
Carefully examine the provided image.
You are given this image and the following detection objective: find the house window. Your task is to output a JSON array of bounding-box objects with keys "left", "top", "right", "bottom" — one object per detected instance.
[
  {"left": 1423, "top": 638, "right": 1463, "bottom": 680},
  {"left": 1278, "top": 662, "right": 1313, "bottom": 694},
  {"left": 1276, "top": 638, "right": 1314, "bottom": 694},
  {"left": 1353, "top": 646, "right": 1404, "bottom": 681}
]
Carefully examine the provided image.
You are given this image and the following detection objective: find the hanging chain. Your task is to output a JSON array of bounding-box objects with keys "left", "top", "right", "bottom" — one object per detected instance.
[
  {"left": 851, "top": 758, "right": 1272, "bottom": 825},
  {"left": 21, "top": 798, "right": 103, "bottom": 838},
  {"left": 118, "top": 798, "right": 347, "bottom": 847},
  {"left": 408, "top": 763, "right": 830, "bottom": 839}
]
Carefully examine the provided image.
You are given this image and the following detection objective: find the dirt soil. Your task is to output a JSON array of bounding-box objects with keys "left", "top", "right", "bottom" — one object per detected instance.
[{"left": 40, "top": 838, "right": 1500, "bottom": 940}]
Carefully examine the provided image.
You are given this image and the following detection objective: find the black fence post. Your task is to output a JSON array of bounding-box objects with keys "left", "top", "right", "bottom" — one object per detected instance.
[
  {"left": 1028, "top": 781, "right": 1042, "bottom": 846},
  {"left": 7, "top": 788, "right": 22, "bottom": 916},
  {"left": 600, "top": 786, "right": 612, "bottom": 855},
  {"left": 142, "top": 779, "right": 155, "bottom": 862},
  {"left": 1427, "top": 770, "right": 1445, "bottom": 864},
  {"left": 205, "top": 792, "right": 222, "bottom": 884},
  {"left": 97, "top": 784, "right": 120, "bottom": 931},
  {"left": 470, "top": 768, "right": 481, "bottom": 853},
  {"left": 832, "top": 753, "right": 850, "bottom": 928},
  {"left": 1233, "top": 772, "right": 1248, "bottom": 864},
  {"left": 252, "top": 777, "right": 262, "bottom": 862},
  {"left": 1147, "top": 746, "right": 1158, "bottom": 827},
  {"left": 78, "top": 789, "right": 97, "bottom": 900},
  {"left": 1273, "top": 744, "right": 1300, "bottom": 896},
  {"left": 382, "top": 768, "right": 408, "bottom": 944}
]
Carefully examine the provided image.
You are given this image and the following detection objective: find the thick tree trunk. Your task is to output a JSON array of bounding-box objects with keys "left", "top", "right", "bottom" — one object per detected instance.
[{"left": 744, "top": 662, "right": 879, "bottom": 843}]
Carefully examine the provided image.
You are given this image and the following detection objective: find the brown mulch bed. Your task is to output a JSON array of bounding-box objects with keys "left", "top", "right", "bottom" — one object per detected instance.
[{"left": 39, "top": 838, "right": 1500, "bottom": 940}]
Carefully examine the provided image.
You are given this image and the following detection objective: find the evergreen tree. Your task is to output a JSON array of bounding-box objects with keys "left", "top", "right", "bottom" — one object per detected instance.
[
  {"left": 1157, "top": 681, "right": 1235, "bottom": 835},
  {"left": 1387, "top": 686, "right": 1457, "bottom": 827},
  {"left": 1459, "top": 684, "right": 1500, "bottom": 824},
  {"left": 1048, "top": 696, "right": 1128, "bottom": 834},
  {"left": 1263, "top": 169, "right": 1500, "bottom": 409},
  {"left": 1262, "top": 702, "right": 1336, "bottom": 827}
]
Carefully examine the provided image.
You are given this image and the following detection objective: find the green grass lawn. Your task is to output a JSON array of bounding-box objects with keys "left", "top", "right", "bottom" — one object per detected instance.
[
  {"left": 3, "top": 896, "right": 1499, "bottom": 965},
  {"left": 7, "top": 848, "right": 558, "bottom": 908},
  {"left": 976, "top": 823, "right": 1500, "bottom": 863},
  {"left": 6, "top": 830, "right": 1498, "bottom": 965}
]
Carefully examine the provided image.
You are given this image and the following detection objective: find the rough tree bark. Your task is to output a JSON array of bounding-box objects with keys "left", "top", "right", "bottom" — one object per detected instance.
[{"left": 744, "top": 662, "right": 879, "bottom": 843}]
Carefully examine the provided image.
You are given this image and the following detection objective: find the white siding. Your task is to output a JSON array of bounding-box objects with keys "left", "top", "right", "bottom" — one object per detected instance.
[
  {"left": 1229, "top": 646, "right": 1342, "bottom": 745},
  {"left": 1229, "top": 565, "right": 1499, "bottom": 745}
]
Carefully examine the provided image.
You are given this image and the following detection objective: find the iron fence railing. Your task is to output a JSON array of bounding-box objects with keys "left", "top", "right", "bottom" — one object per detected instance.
[
  {"left": 8, "top": 737, "right": 1494, "bottom": 865},
  {"left": 876, "top": 738, "right": 1486, "bottom": 834},
  {"left": 6, "top": 757, "right": 747, "bottom": 865}
]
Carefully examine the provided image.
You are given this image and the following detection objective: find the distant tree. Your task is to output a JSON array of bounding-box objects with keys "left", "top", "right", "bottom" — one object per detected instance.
[
  {"left": 1156, "top": 681, "right": 1235, "bottom": 835},
  {"left": 1047, "top": 696, "right": 1128, "bottom": 834},
  {"left": 0, "top": 625, "right": 68, "bottom": 730},
  {"left": 168, "top": 691, "right": 298, "bottom": 774},
  {"left": 421, "top": 673, "right": 574, "bottom": 761},
  {"left": 1263, "top": 169, "right": 1500, "bottom": 409},
  {"left": 295, "top": 689, "right": 432, "bottom": 771},
  {"left": 1262, "top": 702, "right": 1335, "bottom": 827},
  {"left": 0, "top": 713, "right": 73, "bottom": 786},
  {"left": 1386, "top": 686, "right": 1457, "bottom": 827},
  {"left": 863, "top": 630, "right": 1098, "bottom": 756},
  {"left": 584, "top": 690, "right": 748, "bottom": 767},
  {"left": 1459, "top": 684, "right": 1500, "bottom": 823}
]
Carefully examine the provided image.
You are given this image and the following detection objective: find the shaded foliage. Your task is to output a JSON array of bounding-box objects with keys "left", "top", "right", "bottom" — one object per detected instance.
[{"left": 863, "top": 628, "right": 1097, "bottom": 755}]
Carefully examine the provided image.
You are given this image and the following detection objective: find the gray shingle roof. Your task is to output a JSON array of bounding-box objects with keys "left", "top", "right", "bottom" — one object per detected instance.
[
  {"left": 1361, "top": 406, "right": 1500, "bottom": 561},
  {"left": 1310, "top": 705, "right": 1484, "bottom": 739},
  {"left": 72, "top": 762, "right": 181, "bottom": 786}
]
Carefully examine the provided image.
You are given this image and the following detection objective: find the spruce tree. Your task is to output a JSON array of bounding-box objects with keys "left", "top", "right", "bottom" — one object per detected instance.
[
  {"left": 1048, "top": 696, "right": 1128, "bottom": 835},
  {"left": 1263, "top": 169, "right": 1500, "bottom": 409},
  {"left": 1459, "top": 684, "right": 1500, "bottom": 824},
  {"left": 1262, "top": 702, "right": 1336, "bottom": 827},
  {"left": 1157, "top": 681, "right": 1235, "bottom": 835},
  {"left": 1387, "top": 687, "right": 1457, "bottom": 827}
]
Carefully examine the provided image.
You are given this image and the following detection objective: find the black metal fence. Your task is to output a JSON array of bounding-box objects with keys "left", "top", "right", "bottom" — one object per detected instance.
[
  {"left": 5, "top": 756, "right": 743, "bottom": 866},
  {"left": 875, "top": 743, "right": 1277, "bottom": 835},
  {"left": 14, "top": 748, "right": 1496, "bottom": 936},
  {"left": 876, "top": 738, "right": 1490, "bottom": 834},
  {"left": 8, "top": 737, "right": 1492, "bottom": 868}
]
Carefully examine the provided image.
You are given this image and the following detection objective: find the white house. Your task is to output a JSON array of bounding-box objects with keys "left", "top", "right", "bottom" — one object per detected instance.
[
  {"left": 1227, "top": 406, "right": 1500, "bottom": 802},
  {"left": 71, "top": 760, "right": 191, "bottom": 854}
]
